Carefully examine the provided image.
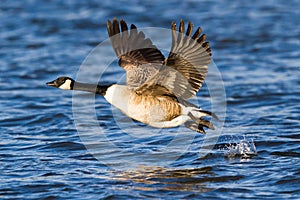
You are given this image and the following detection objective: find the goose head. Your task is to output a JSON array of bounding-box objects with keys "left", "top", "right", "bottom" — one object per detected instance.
[{"left": 46, "top": 76, "right": 74, "bottom": 90}]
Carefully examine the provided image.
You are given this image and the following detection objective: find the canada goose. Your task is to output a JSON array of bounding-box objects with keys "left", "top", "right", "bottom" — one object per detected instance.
[{"left": 47, "top": 18, "right": 218, "bottom": 133}]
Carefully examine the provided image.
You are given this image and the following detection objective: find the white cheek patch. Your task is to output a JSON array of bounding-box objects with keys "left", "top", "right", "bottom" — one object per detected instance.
[{"left": 59, "top": 79, "right": 72, "bottom": 90}]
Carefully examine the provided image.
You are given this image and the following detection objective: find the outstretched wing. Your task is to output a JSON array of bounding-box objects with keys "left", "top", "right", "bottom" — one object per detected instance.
[
  {"left": 135, "top": 20, "right": 212, "bottom": 99},
  {"left": 107, "top": 18, "right": 165, "bottom": 87}
]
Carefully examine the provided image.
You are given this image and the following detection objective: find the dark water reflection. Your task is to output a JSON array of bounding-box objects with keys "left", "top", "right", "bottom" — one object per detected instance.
[{"left": 112, "top": 166, "right": 216, "bottom": 192}]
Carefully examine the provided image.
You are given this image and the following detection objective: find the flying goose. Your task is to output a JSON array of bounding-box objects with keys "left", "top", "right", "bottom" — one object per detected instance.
[{"left": 47, "top": 18, "right": 217, "bottom": 133}]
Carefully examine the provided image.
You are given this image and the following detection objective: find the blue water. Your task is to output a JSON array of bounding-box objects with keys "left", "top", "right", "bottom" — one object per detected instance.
[{"left": 1, "top": 0, "right": 300, "bottom": 199}]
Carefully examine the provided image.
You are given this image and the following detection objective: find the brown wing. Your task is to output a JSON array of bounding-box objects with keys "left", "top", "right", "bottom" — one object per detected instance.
[
  {"left": 135, "top": 20, "right": 212, "bottom": 99},
  {"left": 107, "top": 18, "right": 165, "bottom": 87}
]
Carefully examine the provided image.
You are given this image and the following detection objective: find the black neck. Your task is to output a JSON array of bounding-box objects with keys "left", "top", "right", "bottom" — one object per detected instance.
[{"left": 73, "top": 82, "right": 111, "bottom": 96}]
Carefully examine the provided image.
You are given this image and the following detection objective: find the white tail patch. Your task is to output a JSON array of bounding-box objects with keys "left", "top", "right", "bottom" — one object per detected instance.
[
  {"left": 180, "top": 104, "right": 208, "bottom": 118},
  {"left": 190, "top": 109, "right": 210, "bottom": 118}
]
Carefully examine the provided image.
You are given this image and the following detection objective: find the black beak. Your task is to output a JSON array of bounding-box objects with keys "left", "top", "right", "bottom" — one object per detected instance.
[{"left": 46, "top": 80, "right": 57, "bottom": 87}]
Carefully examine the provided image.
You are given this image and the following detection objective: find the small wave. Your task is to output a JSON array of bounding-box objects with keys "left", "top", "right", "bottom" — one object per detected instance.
[{"left": 224, "top": 137, "right": 257, "bottom": 159}]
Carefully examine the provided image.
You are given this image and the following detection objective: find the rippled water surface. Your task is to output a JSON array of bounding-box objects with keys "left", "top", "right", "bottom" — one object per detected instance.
[{"left": 1, "top": 0, "right": 300, "bottom": 199}]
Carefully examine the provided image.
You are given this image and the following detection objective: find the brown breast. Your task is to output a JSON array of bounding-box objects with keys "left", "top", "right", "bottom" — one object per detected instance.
[{"left": 128, "top": 93, "right": 182, "bottom": 123}]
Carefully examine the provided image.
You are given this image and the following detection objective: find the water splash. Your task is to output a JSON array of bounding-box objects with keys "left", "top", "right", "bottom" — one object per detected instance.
[{"left": 225, "top": 137, "right": 257, "bottom": 159}]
